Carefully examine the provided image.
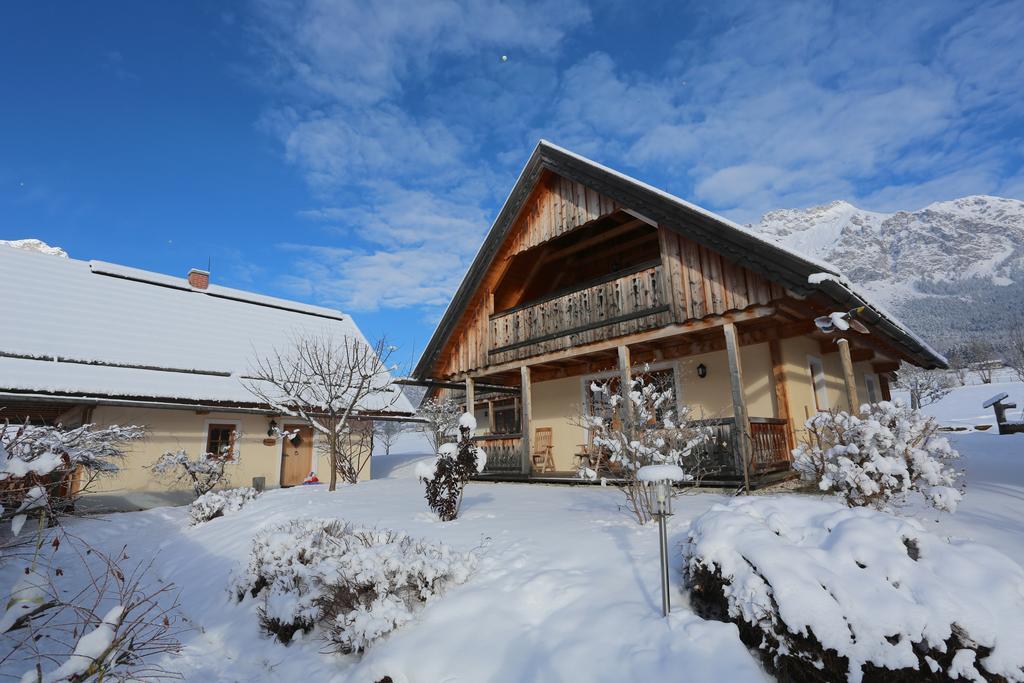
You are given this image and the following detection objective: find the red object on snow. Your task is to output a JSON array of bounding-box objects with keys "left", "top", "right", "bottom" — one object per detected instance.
[{"left": 302, "top": 472, "right": 320, "bottom": 484}]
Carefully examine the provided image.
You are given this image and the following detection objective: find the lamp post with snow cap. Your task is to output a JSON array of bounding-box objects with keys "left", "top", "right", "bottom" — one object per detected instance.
[{"left": 638, "top": 464, "right": 686, "bottom": 617}]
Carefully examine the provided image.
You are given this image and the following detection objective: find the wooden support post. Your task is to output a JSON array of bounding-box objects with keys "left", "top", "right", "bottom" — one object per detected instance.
[
  {"left": 487, "top": 400, "right": 496, "bottom": 433},
  {"left": 836, "top": 338, "right": 860, "bottom": 412},
  {"left": 464, "top": 377, "right": 475, "bottom": 424},
  {"left": 617, "top": 345, "right": 633, "bottom": 427},
  {"left": 724, "top": 323, "right": 752, "bottom": 493},
  {"left": 768, "top": 339, "right": 795, "bottom": 452},
  {"left": 520, "top": 366, "right": 532, "bottom": 475}
]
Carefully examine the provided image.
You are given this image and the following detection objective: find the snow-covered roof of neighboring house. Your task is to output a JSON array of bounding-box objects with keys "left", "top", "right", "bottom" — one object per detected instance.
[{"left": 0, "top": 246, "right": 414, "bottom": 414}]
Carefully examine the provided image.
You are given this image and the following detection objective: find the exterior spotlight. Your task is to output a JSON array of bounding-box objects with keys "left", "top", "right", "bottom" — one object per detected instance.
[{"left": 696, "top": 363, "right": 707, "bottom": 379}]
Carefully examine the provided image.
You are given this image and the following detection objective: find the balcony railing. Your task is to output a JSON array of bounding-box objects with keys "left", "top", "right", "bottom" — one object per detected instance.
[
  {"left": 696, "top": 417, "right": 792, "bottom": 474},
  {"left": 473, "top": 434, "right": 522, "bottom": 473},
  {"left": 489, "top": 261, "right": 672, "bottom": 364}
]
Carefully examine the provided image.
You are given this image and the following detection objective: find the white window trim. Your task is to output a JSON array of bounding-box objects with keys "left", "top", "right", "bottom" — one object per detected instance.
[
  {"left": 202, "top": 418, "right": 242, "bottom": 464},
  {"left": 807, "top": 355, "right": 829, "bottom": 411}
]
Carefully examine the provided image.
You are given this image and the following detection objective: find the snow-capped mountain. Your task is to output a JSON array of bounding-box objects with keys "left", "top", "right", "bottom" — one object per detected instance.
[
  {"left": 0, "top": 238, "right": 68, "bottom": 258},
  {"left": 749, "top": 195, "right": 1024, "bottom": 352}
]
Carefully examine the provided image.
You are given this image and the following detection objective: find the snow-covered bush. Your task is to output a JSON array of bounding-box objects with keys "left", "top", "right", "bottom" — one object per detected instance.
[
  {"left": 582, "top": 373, "right": 712, "bottom": 523},
  {"left": 150, "top": 448, "right": 231, "bottom": 497},
  {"left": 0, "top": 421, "right": 145, "bottom": 528},
  {"left": 187, "top": 487, "right": 259, "bottom": 525},
  {"left": 231, "top": 519, "right": 474, "bottom": 652},
  {"left": 416, "top": 414, "right": 485, "bottom": 522},
  {"left": 684, "top": 497, "right": 1024, "bottom": 683},
  {"left": 793, "top": 401, "right": 962, "bottom": 512}
]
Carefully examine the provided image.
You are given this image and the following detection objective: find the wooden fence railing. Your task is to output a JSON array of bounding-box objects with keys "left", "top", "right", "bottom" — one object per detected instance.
[
  {"left": 488, "top": 262, "right": 672, "bottom": 365},
  {"left": 695, "top": 417, "right": 791, "bottom": 474},
  {"left": 473, "top": 434, "right": 522, "bottom": 473}
]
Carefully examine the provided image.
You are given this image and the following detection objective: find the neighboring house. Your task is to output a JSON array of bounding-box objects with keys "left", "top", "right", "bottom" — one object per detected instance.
[
  {"left": 0, "top": 246, "right": 414, "bottom": 499},
  {"left": 414, "top": 141, "right": 946, "bottom": 483}
]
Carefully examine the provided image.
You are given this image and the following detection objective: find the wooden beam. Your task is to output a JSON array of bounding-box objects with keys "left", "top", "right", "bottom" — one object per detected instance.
[
  {"left": 837, "top": 338, "right": 860, "bottom": 412},
  {"left": 768, "top": 339, "right": 795, "bottom": 451},
  {"left": 539, "top": 218, "right": 644, "bottom": 264},
  {"left": 465, "top": 377, "right": 475, "bottom": 427},
  {"left": 520, "top": 365, "right": 532, "bottom": 475},
  {"left": 617, "top": 345, "right": 633, "bottom": 426},
  {"left": 464, "top": 305, "right": 778, "bottom": 379},
  {"left": 724, "top": 323, "right": 752, "bottom": 493}
]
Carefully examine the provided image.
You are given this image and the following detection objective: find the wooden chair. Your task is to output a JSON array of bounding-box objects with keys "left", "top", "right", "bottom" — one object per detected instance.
[{"left": 531, "top": 427, "right": 555, "bottom": 473}]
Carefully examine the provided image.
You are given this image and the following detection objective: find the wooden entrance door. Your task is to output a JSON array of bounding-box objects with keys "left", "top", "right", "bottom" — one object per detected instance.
[{"left": 280, "top": 425, "right": 313, "bottom": 487}]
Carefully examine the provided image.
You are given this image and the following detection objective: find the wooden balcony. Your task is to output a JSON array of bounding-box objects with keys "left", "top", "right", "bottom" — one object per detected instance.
[{"left": 488, "top": 261, "right": 674, "bottom": 366}]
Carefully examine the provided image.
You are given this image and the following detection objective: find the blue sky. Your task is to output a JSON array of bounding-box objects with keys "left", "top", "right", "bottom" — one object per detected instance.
[{"left": 3, "top": 1, "right": 1022, "bottom": 371}]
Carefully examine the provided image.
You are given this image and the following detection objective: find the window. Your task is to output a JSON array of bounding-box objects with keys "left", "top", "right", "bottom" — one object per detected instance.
[
  {"left": 808, "top": 356, "right": 828, "bottom": 411},
  {"left": 585, "top": 367, "right": 677, "bottom": 427},
  {"left": 865, "top": 374, "right": 879, "bottom": 404},
  {"left": 205, "top": 423, "right": 238, "bottom": 460},
  {"left": 492, "top": 399, "right": 521, "bottom": 435}
]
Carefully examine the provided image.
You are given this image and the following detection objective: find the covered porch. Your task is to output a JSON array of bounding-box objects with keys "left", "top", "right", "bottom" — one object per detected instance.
[{"left": 451, "top": 302, "right": 863, "bottom": 488}]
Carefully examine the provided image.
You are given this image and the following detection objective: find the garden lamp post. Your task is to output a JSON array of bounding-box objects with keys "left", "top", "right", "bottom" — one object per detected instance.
[{"left": 638, "top": 464, "right": 686, "bottom": 617}]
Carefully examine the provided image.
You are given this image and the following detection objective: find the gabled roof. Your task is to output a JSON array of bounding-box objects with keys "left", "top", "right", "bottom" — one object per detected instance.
[
  {"left": 415, "top": 140, "right": 946, "bottom": 377},
  {"left": 0, "top": 246, "right": 415, "bottom": 413}
]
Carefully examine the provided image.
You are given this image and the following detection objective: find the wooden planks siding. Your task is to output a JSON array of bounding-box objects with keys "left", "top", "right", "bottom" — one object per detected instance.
[
  {"left": 657, "top": 226, "right": 782, "bottom": 322},
  {"left": 488, "top": 264, "right": 672, "bottom": 366}
]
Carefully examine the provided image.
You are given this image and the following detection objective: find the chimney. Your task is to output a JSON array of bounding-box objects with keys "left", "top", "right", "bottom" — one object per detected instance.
[{"left": 187, "top": 268, "right": 209, "bottom": 289}]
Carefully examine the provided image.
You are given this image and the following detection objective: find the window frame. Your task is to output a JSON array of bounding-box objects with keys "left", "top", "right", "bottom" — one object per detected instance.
[
  {"left": 807, "top": 355, "right": 829, "bottom": 412},
  {"left": 579, "top": 360, "right": 680, "bottom": 437},
  {"left": 203, "top": 419, "right": 242, "bottom": 463}
]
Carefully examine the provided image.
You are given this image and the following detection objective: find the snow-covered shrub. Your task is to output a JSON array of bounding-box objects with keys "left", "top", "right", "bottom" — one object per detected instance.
[
  {"left": 582, "top": 372, "right": 712, "bottom": 523},
  {"left": 231, "top": 519, "right": 474, "bottom": 651},
  {"left": 150, "top": 448, "right": 231, "bottom": 497},
  {"left": 896, "top": 364, "right": 956, "bottom": 408},
  {"left": 793, "top": 401, "right": 962, "bottom": 512},
  {"left": 416, "top": 414, "right": 485, "bottom": 522},
  {"left": 0, "top": 421, "right": 145, "bottom": 531},
  {"left": 684, "top": 497, "right": 1024, "bottom": 683},
  {"left": 187, "top": 487, "right": 259, "bottom": 525}
]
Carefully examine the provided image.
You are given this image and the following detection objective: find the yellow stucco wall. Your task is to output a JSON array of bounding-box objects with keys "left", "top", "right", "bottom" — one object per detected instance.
[
  {"left": 87, "top": 406, "right": 371, "bottom": 495},
  {"left": 676, "top": 343, "right": 777, "bottom": 420},
  {"left": 531, "top": 375, "right": 587, "bottom": 471}
]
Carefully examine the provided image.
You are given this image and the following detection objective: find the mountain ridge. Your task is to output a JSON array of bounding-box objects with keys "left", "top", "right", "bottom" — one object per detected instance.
[{"left": 747, "top": 194, "right": 1024, "bottom": 352}]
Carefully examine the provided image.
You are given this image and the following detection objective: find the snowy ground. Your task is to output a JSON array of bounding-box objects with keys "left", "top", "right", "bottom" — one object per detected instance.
[{"left": 3, "top": 388, "right": 1023, "bottom": 681}]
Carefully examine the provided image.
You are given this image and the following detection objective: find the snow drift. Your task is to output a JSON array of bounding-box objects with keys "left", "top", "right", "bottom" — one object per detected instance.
[{"left": 683, "top": 497, "right": 1024, "bottom": 682}]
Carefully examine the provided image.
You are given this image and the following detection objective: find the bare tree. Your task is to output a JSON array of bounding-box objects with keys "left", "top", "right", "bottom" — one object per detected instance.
[
  {"left": 244, "top": 335, "right": 400, "bottom": 490},
  {"left": 373, "top": 420, "right": 410, "bottom": 456},
  {"left": 416, "top": 397, "right": 462, "bottom": 455},
  {"left": 896, "top": 364, "right": 956, "bottom": 409},
  {"left": 1006, "top": 316, "right": 1024, "bottom": 382}
]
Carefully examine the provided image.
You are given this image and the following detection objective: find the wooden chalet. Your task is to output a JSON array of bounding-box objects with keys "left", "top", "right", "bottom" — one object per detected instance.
[{"left": 413, "top": 141, "right": 946, "bottom": 484}]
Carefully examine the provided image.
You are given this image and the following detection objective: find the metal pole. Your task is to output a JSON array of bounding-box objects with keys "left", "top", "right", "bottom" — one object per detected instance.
[{"left": 658, "top": 511, "right": 671, "bottom": 617}]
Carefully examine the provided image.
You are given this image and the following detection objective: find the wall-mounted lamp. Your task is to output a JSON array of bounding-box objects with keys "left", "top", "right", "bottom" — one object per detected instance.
[
  {"left": 696, "top": 363, "right": 707, "bottom": 379},
  {"left": 267, "top": 419, "right": 278, "bottom": 437}
]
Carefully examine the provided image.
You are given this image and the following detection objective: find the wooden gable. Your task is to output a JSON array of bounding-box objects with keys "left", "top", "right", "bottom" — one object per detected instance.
[{"left": 435, "top": 171, "right": 622, "bottom": 377}]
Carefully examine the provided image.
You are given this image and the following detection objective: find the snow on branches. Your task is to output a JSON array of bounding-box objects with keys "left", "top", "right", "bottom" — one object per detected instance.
[
  {"left": 188, "top": 487, "right": 260, "bottom": 525},
  {"left": 793, "top": 400, "right": 963, "bottom": 512},
  {"left": 245, "top": 334, "right": 400, "bottom": 490},
  {"left": 582, "top": 372, "right": 713, "bottom": 524},
  {"left": 230, "top": 519, "right": 475, "bottom": 652},
  {"left": 0, "top": 422, "right": 145, "bottom": 530},
  {"left": 417, "top": 417, "right": 486, "bottom": 521},
  {"left": 150, "top": 448, "right": 232, "bottom": 498}
]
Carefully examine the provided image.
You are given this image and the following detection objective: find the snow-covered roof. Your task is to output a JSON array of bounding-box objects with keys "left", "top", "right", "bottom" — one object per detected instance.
[
  {"left": 0, "top": 246, "right": 414, "bottom": 413},
  {"left": 415, "top": 140, "right": 947, "bottom": 376}
]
